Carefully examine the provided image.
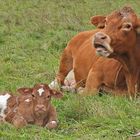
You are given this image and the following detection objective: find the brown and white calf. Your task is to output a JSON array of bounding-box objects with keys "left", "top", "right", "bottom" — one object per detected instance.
[{"left": 0, "top": 83, "right": 63, "bottom": 128}]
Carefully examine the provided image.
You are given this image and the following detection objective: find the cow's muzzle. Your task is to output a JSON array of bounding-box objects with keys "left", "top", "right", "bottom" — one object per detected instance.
[{"left": 93, "top": 32, "right": 113, "bottom": 57}]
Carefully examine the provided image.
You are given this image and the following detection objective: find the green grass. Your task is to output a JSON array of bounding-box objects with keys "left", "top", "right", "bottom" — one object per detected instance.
[{"left": 0, "top": 0, "right": 140, "bottom": 139}]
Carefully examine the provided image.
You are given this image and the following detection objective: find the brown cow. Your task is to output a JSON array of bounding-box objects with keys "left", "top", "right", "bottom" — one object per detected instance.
[
  {"left": 93, "top": 6, "right": 140, "bottom": 98},
  {"left": 49, "top": 17, "right": 126, "bottom": 94},
  {"left": 0, "top": 84, "right": 63, "bottom": 128}
]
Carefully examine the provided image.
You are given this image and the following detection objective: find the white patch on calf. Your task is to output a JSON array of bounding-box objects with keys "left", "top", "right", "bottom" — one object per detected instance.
[
  {"left": 0, "top": 93, "right": 11, "bottom": 118},
  {"left": 38, "top": 88, "right": 45, "bottom": 96},
  {"left": 25, "top": 99, "right": 31, "bottom": 102}
]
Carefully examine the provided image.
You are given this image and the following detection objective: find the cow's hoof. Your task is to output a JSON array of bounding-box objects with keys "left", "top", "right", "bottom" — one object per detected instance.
[
  {"left": 45, "top": 121, "right": 57, "bottom": 129},
  {"left": 133, "top": 131, "right": 140, "bottom": 137},
  {"left": 49, "top": 79, "right": 60, "bottom": 90},
  {"left": 61, "top": 85, "right": 76, "bottom": 93}
]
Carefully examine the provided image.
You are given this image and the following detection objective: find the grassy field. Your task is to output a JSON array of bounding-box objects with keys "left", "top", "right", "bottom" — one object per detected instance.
[{"left": 0, "top": 0, "right": 140, "bottom": 139}]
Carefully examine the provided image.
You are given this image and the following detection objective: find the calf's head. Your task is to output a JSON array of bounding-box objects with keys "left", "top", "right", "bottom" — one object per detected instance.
[
  {"left": 18, "top": 84, "right": 63, "bottom": 118},
  {"left": 91, "top": 7, "right": 140, "bottom": 57}
]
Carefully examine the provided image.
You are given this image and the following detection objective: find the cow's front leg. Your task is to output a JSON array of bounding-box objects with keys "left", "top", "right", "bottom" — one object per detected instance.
[
  {"left": 124, "top": 72, "right": 138, "bottom": 99},
  {"left": 84, "top": 70, "right": 102, "bottom": 96},
  {"left": 49, "top": 48, "right": 73, "bottom": 90}
]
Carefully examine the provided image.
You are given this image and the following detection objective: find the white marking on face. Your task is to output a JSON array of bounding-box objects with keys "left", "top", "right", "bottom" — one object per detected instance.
[
  {"left": 25, "top": 98, "right": 31, "bottom": 102},
  {"left": 38, "top": 88, "right": 45, "bottom": 96},
  {"left": 0, "top": 93, "right": 11, "bottom": 118}
]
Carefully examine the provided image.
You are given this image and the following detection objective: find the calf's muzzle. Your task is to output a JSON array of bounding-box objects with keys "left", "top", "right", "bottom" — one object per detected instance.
[{"left": 35, "top": 104, "right": 46, "bottom": 112}]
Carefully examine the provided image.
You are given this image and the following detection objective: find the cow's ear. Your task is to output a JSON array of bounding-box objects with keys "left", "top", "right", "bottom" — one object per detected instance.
[
  {"left": 50, "top": 89, "right": 63, "bottom": 99},
  {"left": 90, "top": 15, "right": 106, "bottom": 28},
  {"left": 136, "top": 19, "right": 140, "bottom": 34},
  {"left": 17, "top": 88, "right": 33, "bottom": 95}
]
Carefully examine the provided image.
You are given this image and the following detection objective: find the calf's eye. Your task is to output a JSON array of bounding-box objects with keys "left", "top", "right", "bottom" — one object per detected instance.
[
  {"left": 32, "top": 94, "right": 35, "bottom": 98},
  {"left": 47, "top": 95, "right": 50, "bottom": 98}
]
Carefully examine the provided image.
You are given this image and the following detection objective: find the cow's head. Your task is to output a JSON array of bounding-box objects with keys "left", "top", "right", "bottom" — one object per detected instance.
[
  {"left": 18, "top": 84, "right": 63, "bottom": 118},
  {"left": 91, "top": 7, "right": 140, "bottom": 57}
]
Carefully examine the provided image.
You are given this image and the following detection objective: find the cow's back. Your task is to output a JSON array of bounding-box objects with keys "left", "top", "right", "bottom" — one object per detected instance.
[
  {"left": 65, "top": 29, "right": 100, "bottom": 86},
  {"left": 67, "top": 29, "right": 100, "bottom": 58}
]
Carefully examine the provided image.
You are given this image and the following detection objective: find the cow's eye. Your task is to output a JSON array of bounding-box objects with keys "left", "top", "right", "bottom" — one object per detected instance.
[
  {"left": 122, "top": 22, "right": 132, "bottom": 32},
  {"left": 125, "top": 24, "right": 131, "bottom": 29}
]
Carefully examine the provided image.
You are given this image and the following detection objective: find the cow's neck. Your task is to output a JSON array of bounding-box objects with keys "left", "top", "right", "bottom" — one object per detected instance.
[
  {"left": 135, "top": 34, "right": 140, "bottom": 64},
  {"left": 115, "top": 35, "right": 140, "bottom": 75}
]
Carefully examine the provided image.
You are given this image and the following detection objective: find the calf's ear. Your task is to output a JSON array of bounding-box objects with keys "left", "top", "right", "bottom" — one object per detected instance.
[
  {"left": 17, "top": 88, "right": 33, "bottom": 95},
  {"left": 50, "top": 89, "right": 63, "bottom": 99},
  {"left": 90, "top": 15, "right": 106, "bottom": 28}
]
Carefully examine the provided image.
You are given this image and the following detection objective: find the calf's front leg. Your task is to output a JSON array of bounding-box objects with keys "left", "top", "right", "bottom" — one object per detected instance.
[
  {"left": 45, "top": 105, "right": 57, "bottom": 129},
  {"left": 12, "top": 114, "right": 27, "bottom": 128}
]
